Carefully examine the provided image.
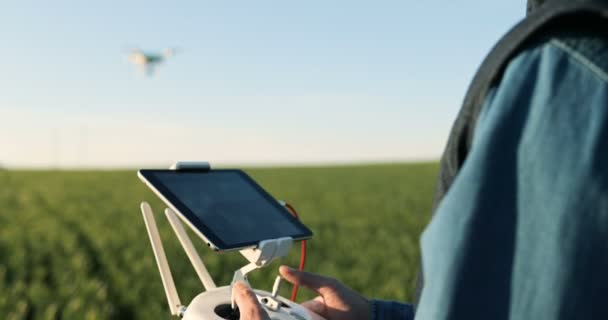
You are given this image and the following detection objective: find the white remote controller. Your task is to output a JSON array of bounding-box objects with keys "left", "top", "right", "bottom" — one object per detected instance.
[
  {"left": 140, "top": 162, "right": 318, "bottom": 320},
  {"left": 183, "top": 286, "right": 312, "bottom": 320}
]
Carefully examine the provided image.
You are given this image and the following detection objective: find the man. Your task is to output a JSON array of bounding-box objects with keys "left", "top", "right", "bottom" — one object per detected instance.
[{"left": 235, "top": 0, "right": 608, "bottom": 319}]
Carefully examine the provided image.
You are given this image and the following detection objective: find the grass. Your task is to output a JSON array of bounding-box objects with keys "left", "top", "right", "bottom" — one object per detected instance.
[{"left": 0, "top": 162, "right": 438, "bottom": 319}]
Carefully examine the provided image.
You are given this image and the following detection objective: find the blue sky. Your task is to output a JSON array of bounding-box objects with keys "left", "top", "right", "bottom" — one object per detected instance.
[{"left": 0, "top": 1, "right": 524, "bottom": 168}]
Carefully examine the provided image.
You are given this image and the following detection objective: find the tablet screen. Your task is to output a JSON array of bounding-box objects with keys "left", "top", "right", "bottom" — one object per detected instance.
[{"left": 139, "top": 169, "right": 312, "bottom": 251}]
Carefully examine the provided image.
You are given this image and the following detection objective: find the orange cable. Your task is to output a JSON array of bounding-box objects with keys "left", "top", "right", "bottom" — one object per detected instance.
[{"left": 284, "top": 203, "right": 306, "bottom": 302}]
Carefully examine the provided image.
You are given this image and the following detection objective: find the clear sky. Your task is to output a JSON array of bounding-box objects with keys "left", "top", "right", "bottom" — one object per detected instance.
[{"left": 0, "top": 1, "right": 525, "bottom": 168}]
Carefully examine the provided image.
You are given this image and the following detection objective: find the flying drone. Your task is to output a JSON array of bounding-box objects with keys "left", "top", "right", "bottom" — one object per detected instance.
[{"left": 127, "top": 48, "right": 177, "bottom": 76}]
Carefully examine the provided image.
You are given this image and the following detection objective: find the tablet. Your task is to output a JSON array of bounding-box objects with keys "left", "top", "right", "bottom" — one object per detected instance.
[{"left": 138, "top": 169, "right": 313, "bottom": 251}]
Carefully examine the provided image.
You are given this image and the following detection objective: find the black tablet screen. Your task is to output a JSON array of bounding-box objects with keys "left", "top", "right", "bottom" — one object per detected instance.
[{"left": 140, "top": 170, "right": 312, "bottom": 250}]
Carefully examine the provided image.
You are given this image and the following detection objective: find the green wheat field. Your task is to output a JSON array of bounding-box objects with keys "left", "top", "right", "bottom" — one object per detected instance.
[{"left": 0, "top": 163, "right": 438, "bottom": 319}]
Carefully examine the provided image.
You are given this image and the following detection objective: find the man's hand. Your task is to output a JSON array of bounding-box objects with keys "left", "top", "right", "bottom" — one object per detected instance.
[
  {"left": 233, "top": 281, "right": 270, "bottom": 320},
  {"left": 279, "top": 266, "right": 371, "bottom": 320}
]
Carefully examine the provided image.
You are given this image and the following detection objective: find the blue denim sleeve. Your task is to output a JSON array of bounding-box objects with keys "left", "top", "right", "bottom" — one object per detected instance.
[
  {"left": 370, "top": 299, "right": 414, "bottom": 320},
  {"left": 415, "top": 38, "right": 608, "bottom": 320}
]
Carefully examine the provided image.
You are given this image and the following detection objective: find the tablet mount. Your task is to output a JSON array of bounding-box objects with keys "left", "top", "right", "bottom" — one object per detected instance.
[{"left": 140, "top": 162, "right": 312, "bottom": 320}]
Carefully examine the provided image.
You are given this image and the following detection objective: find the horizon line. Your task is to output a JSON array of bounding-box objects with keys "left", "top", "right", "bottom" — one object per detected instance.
[{"left": 0, "top": 158, "right": 440, "bottom": 171}]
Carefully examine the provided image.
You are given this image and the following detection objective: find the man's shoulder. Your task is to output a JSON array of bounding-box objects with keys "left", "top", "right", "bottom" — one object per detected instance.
[
  {"left": 552, "top": 27, "right": 608, "bottom": 79},
  {"left": 525, "top": 26, "right": 608, "bottom": 82}
]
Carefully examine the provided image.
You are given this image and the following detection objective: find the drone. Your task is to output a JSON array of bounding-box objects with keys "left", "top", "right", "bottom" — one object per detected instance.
[{"left": 127, "top": 48, "right": 177, "bottom": 76}]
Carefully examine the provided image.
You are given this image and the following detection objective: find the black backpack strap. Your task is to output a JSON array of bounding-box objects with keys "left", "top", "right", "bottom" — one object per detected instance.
[{"left": 415, "top": 0, "right": 608, "bottom": 309}]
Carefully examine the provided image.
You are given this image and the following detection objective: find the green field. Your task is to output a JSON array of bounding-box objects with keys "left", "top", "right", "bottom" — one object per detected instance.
[{"left": 0, "top": 163, "right": 438, "bottom": 319}]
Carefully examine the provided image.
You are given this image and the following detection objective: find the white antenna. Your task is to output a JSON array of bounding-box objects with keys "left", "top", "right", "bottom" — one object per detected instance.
[
  {"left": 164, "top": 207, "right": 217, "bottom": 290},
  {"left": 140, "top": 202, "right": 184, "bottom": 316}
]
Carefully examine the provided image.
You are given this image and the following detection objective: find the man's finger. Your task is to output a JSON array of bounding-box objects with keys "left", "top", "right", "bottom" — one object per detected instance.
[
  {"left": 233, "top": 282, "right": 268, "bottom": 320},
  {"left": 279, "top": 266, "right": 337, "bottom": 295}
]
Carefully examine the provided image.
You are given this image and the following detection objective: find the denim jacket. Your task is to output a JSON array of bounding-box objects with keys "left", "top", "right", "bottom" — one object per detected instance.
[{"left": 372, "top": 29, "right": 608, "bottom": 320}]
